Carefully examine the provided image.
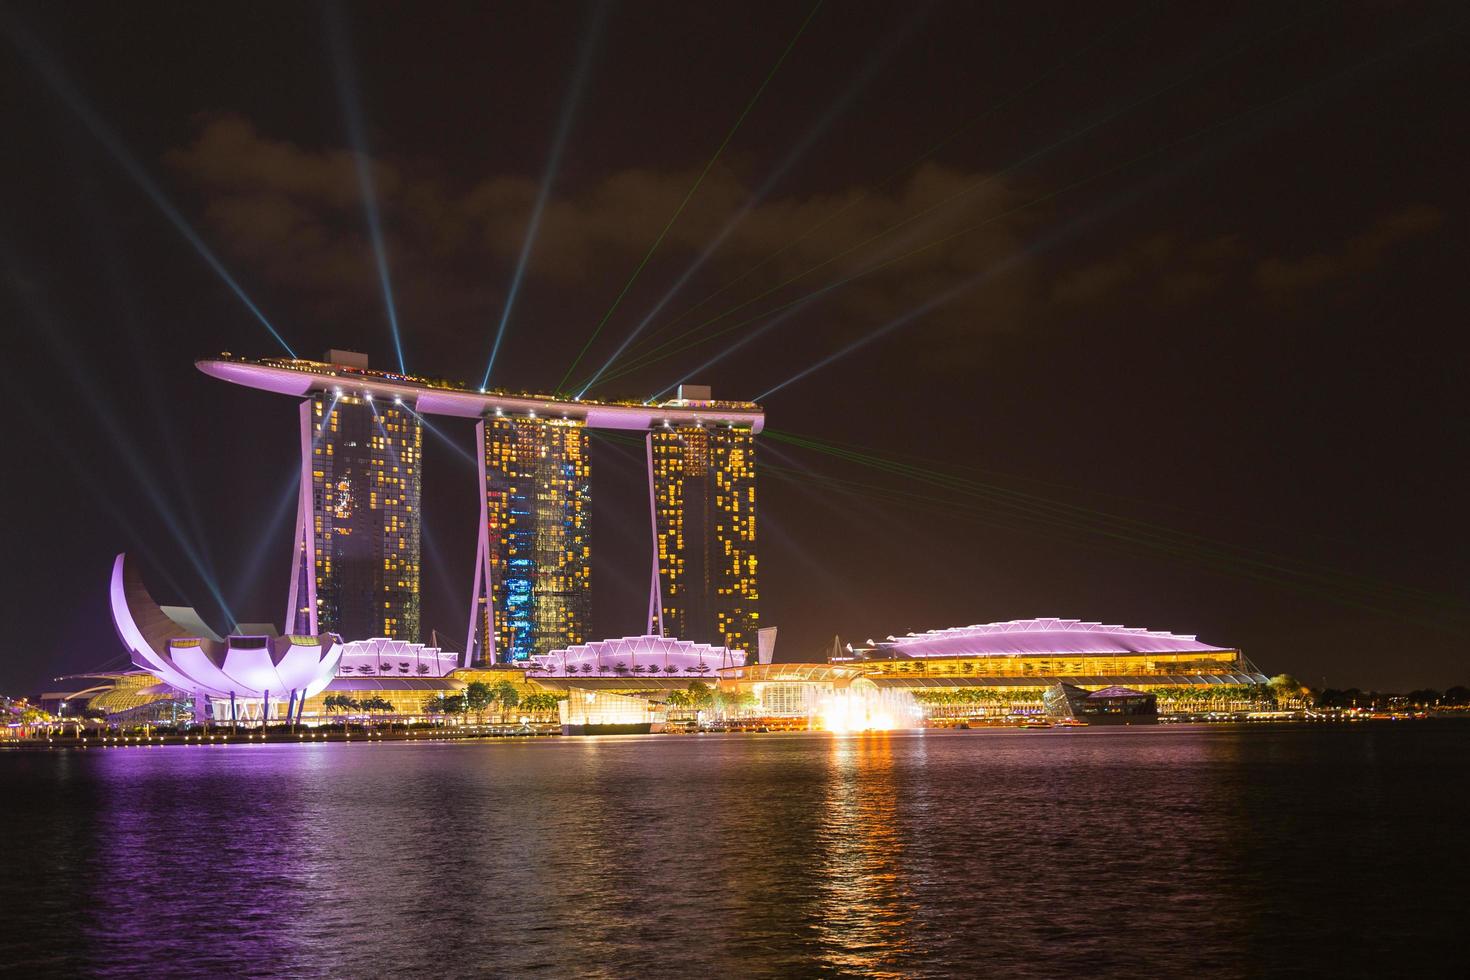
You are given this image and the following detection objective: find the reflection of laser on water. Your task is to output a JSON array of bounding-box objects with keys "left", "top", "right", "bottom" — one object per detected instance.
[{"left": 816, "top": 681, "right": 921, "bottom": 733}]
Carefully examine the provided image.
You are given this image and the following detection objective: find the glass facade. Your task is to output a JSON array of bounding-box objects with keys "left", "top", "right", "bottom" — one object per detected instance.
[
  {"left": 302, "top": 392, "right": 422, "bottom": 641},
  {"left": 473, "top": 416, "right": 590, "bottom": 662},
  {"left": 650, "top": 424, "right": 758, "bottom": 655}
]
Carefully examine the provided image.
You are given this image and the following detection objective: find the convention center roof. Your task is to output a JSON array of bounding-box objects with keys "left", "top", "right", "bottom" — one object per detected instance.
[{"left": 872, "top": 618, "right": 1235, "bottom": 659}]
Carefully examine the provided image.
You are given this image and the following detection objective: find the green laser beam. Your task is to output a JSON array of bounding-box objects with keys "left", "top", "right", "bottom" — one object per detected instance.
[
  {"left": 582, "top": 2, "right": 1339, "bottom": 392},
  {"left": 555, "top": 0, "right": 825, "bottom": 394},
  {"left": 602, "top": 1, "right": 1158, "bottom": 371},
  {"left": 585, "top": 10, "right": 1449, "bottom": 392},
  {"left": 767, "top": 430, "right": 1468, "bottom": 612}
]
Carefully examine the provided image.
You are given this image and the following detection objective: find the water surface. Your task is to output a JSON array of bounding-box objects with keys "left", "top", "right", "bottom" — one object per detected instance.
[{"left": 2, "top": 724, "right": 1466, "bottom": 977}]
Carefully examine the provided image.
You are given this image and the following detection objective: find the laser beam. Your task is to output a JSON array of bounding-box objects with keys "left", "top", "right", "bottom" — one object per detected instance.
[
  {"left": 401, "top": 403, "right": 475, "bottom": 466},
  {"left": 5, "top": 238, "right": 237, "bottom": 624},
  {"left": 609, "top": 2, "right": 1155, "bottom": 371},
  {"left": 579, "top": 3, "right": 920, "bottom": 397},
  {"left": 555, "top": 0, "right": 825, "bottom": 394},
  {"left": 586, "top": 4, "right": 1334, "bottom": 391},
  {"left": 481, "top": 0, "right": 608, "bottom": 390},
  {"left": 324, "top": 1, "right": 407, "bottom": 373},
  {"left": 590, "top": 5, "right": 1416, "bottom": 394},
  {"left": 3, "top": 15, "right": 295, "bottom": 357},
  {"left": 645, "top": 291, "right": 826, "bottom": 402}
]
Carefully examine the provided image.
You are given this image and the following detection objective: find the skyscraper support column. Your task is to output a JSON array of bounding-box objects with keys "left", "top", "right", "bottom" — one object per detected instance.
[
  {"left": 285, "top": 399, "right": 318, "bottom": 635},
  {"left": 466, "top": 419, "right": 495, "bottom": 667},
  {"left": 646, "top": 432, "right": 664, "bottom": 636}
]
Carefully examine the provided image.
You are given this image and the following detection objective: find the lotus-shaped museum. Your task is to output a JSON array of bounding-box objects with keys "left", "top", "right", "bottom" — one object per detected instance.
[{"left": 109, "top": 554, "right": 342, "bottom": 712}]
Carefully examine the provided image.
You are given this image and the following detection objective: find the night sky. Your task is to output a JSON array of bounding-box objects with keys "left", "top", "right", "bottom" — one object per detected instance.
[{"left": 3, "top": 1, "right": 1465, "bottom": 694}]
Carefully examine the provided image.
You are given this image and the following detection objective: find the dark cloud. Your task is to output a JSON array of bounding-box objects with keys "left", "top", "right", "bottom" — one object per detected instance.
[
  {"left": 166, "top": 115, "right": 1041, "bottom": 369},
  {"left": 1048, "top": 206, "right": 1444, "bottom": 315},
  {"left": 1254, "top": 204, "right": 1444, "bottom": 297}
]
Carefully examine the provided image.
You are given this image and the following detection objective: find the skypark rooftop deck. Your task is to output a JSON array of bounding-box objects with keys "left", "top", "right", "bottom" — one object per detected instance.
[{"left": 197, "top": 354, "right": 765, "bottom": 432}]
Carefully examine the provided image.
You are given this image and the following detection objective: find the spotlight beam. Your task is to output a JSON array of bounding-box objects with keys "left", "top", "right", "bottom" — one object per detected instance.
[
  {"left": 481, "top": 0, "right": 608, "bottom": 390},
  {"left": 555, "top": 0, "right": 825, "bottom": 394},
  {"left": 324, "top": 1, "right": 407, "bottom": 373},
  {"left": 228, "top": 463, "right": 304, "bottom": 615},
  {"left": 401, "top": 404, "right": 475, "bottom": 466},
  {"left": 7, "top": 251, "right": 236, "bottom": 624},
  {"left": 578, "top": 4, "right": 920, "bottom": 397},
  {"left": 2, "top": 15, "right": 296, "bottom": 357},
  {"left": 764, "top": 433, "right": 1470, "bottom": 632},
  {"left": 583, "top": 4, "right": 1332, "bottom": 391},
  {"left": 645, "top": 291, "right": 826, "bottom": 403},
  {"left": 611, "top": 3, "right": 1155, "bottom": 368},
  {"left": 589, "top": 12, "right": 1431, "bottom": 393},
  {"left": 753, "top": 188, "right": 1128, "bottom": 403}
]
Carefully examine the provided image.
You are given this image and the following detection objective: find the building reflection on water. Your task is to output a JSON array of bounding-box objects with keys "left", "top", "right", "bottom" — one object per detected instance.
[
  {"left": 4, "top": 728, "right": 1467, "bottom": 976},
  {"left": 815, "top": 733, "right": 917, "bottom": 975}
]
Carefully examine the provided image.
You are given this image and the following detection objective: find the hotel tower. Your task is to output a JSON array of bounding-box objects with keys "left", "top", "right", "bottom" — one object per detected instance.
[
  {"left": 287, "top": 376, "right": 423, "bottom": 641},
  {"left": 648, "top": 417, "right": 759, "bottom": 656},
  {"left": 200, "top": 354, "right": 762, "bottom": 661},
  {"left": 467, "top": 414, "right": 592, "bottom": 663}
]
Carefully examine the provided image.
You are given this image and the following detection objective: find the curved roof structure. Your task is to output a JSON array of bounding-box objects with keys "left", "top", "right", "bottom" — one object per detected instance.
[
  {"left": 336, "top": 637, "right": 460, "bottom": 678},
  {"left": 716, "top": 663, "right": 868, "bottom": 684},
  {"left": 110, "top": 553, "right": 342, "bottom": 699},
  {"left": 198, "top": 356, "right": 764, "bottom": 432},
  {"left": 875, "top": 618, "right": 1234, "bottom": 658},
  {"left": 528, "top": 635, "right": 746, "bottom": 677}
]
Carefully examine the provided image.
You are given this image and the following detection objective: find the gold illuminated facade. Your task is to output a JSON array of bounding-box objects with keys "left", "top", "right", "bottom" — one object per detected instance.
[
  {"left": 852, "top": 649, "right": 1246, "bottom": 681},
  {"left": 294, "top": 392, "right": 422, "bottom": 641},
  {"left": 471, "top": 416, "right": 590, "bottom": 662},
  {"left": 650, "top": 424, "right": 758, "bottom": 655}
]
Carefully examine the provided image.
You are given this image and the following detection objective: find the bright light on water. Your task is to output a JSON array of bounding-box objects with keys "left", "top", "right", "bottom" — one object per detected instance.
[{"left": 817, "top": 685, "right": 920, "bottom": 733}]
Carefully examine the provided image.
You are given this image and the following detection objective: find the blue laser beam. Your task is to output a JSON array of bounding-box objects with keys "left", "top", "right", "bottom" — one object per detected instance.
[
  {"left": 5, "top": 238, "right": 237, "bottom": 624},
  {"left": 578, "top": 5, "right": 917, "bottom": 398},
  {"left": 756, "top": 167, "right": 1166, "bottom": 403},
  {"left": 646, "top": 291, "right": 826, "bottom": 402},
  {"left": 481, "top": 0, "right": 608, "bottom": 390},
  {"left": 556, "top": 0, "right": 826, "bottom": 394},
  {"left": 228, "top": 464, "right": 304, "bottom": 616},
  {"left": 2, "top": 15, "right": 296, "bottom": 357},
  {"left": 400, "top": 403, "right": 475, "bottom": 466},
  {"left": 324, "top": 1, "right": 407, "bottom": 373}
]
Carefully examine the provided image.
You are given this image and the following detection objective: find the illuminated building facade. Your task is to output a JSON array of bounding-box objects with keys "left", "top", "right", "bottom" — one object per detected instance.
[
  {"left": 200, "top": 356, "right": 764, "bottom": 660},
  {"left": 287, "top": 389, "right": 422, "bottom": 641},
  {"left": 468, "top": 415, "right": 591, "bottom": 663},
  {"left": 649, "top": 422, "right": 759, "bottom": 655}
]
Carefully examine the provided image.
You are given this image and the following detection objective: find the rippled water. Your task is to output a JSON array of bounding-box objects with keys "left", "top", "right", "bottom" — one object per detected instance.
[{"left": 2, "top": 724, "right": 1466, "bottom": 977}]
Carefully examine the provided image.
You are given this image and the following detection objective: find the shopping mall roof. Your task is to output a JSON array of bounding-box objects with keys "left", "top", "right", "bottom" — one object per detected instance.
[
  {"left": 528, "top": 635, "right": 745, "bottom": 677},
  {"left": 870, "top": 618, "right": 1235, "bottom": 659}
]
